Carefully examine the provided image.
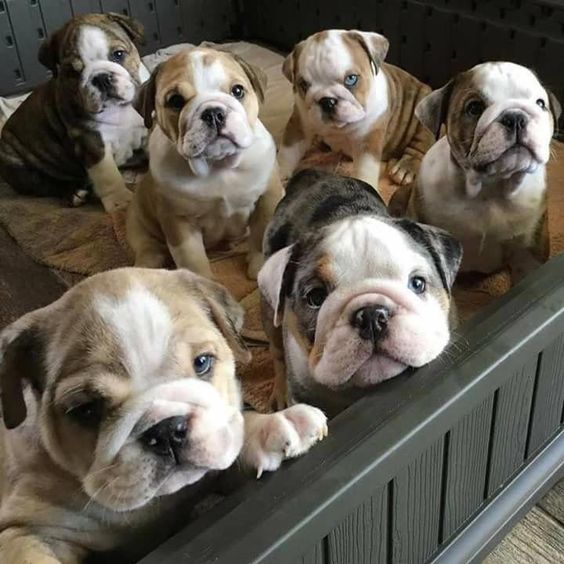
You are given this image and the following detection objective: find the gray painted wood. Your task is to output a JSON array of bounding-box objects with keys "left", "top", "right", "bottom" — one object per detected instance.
[
  {"left": 527, "top": 334, "right": 564, "bottom": 457},
  {"left": 392, "top": 437, "right": 443, "bottom": 564},
  {"left": 0, "top": 3, "right": 24, "bottom": 93},
  {"left": 70, "top": 0, "right": 102, "bottom": 16},
  {"left": 38, "top": 0, "right": 73, "bottom": 34},
  {"left": 298, "top": 540, "right": 324, "bottom": 564},
  {"left": 442, "top": 396, "right": 494, "bottom": 541},
  {"left": 487, "top": 357, "right": 537, "bottom": 497},
  {"left": 156, "top": 0, "right": 186, "bottom": 46},
  {"left": 326, "top": 485, "right": 387, "bottom": 564},
  {"left": 128, "top": 0, "right": 161, "bottom": 55},
  {"left": 100, "top": 0, "right": 128, "bottom": 15}
]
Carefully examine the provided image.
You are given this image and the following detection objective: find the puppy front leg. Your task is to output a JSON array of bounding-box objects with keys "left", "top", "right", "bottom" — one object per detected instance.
[
  {"left": 278, "top": 107, "right": 310, "bottom": 181},
  {"left": 240, "top": 405, "right": 328, "bottom": 478},
  {"left": 353, "top": 129, "right": 385, "bottom": 192},
  {"left": 247, "top": 169, "right": 284, "bottom": 279},
  {"left": 87, "top": 147, "right": 132, "bottom": 213}
]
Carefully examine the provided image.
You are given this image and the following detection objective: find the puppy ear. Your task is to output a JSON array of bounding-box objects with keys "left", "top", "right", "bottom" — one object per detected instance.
[
  {"left": 193, "top": 276, "right": 251, "bottom": 364},
  {"left": 106, "top": 12, "right": 145, "bottom": 45},
  {"left": 416, "top": 81, "right": 454, "bottom": 140},
  {"left": 231, "top": 53, "right": 267, "bottom": 104},
  {"left": 282, "top": 40, "right": 305, "bottom": 83},
  {"left": 0, "top": 320, "right": 46, "bottom": 430},
  {"left": 38, "top": 26, "right": 67, "bottom": 74},
  {"left": 348, "top": 31, "right": 389, "bottom": 72},
  {"left": 547, "top": 90, "right": 562, "bottom": 126},
  {"left": 134, "top": 64, "right": 160, "bottom": 128},
  {"left": 394, "top": 219, "right": 463, "bottom": 292}
]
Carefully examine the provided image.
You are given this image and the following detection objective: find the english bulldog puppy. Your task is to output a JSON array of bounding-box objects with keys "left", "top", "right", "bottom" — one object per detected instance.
[
  {"left": 278, "top": 30, "right": 434, "bottom": 188},
  {"left": 393, "top": 62, "right": 561, "bottom": 280},
  {"left": 0, "top": 268, "right": 326, "bottom": 563},
  {"left": 127, "top": 48, "right": 283, "bottom": 280},
  {"left": 258, "top": 170, "right": 462, "bottom": 415},
  {"left": 0, "top": 13, "right": 148, "bottom": 211}
]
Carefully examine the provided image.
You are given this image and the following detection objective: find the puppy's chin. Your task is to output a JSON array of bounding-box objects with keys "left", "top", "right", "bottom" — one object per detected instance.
[{"left": 187, "top": 144, "right": 243, "bottom": 177}]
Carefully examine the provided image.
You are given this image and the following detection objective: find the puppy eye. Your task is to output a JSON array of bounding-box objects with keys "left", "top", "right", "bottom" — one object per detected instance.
[
  {"left": 166, "top": 94, "right": 186, "bottom": 111},
  {"left": 305, "top": 287, "right": 327, "bottom": 309},
  {"left": 66, "top": 398, "right": 105, "bottom": 428},
  {"left": 536, "top": 98, "right": 547, "bottom": 110},
  {"left": 408, "top": 276, "right": 426, "bottom": 295},
  {"left": 344, "top": 74, "right": 359, "bottom": 88},
  {"left": 465, "top": 100, "right": 485, "bottom": 117},
  {"left": 231, "top": 84, "right": 245, "bottom": 99},
  {"left": 193, "top": 354, "right": 214, "bottom": 376},
  {"left": 111, "top": 50, "right": 126, "bottom": 63},
  {"left": 298, "top": 78, "right": 309, "bottom": 93}
]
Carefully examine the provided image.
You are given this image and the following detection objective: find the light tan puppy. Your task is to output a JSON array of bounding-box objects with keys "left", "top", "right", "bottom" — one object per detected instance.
[
  {"left": 0, "top": 268, "right": 326, "bottom": 563},
  {"left": 127, "top": 48, "right": 283, "bottom": 279},
  {"left": 278, "top": 30, "right": 434, "bottom": 188}
]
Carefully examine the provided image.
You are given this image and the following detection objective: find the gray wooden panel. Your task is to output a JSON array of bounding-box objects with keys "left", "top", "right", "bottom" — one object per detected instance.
[
  {"left": 527, "top": 334, "right": 564, "bottom": 457},
  {"left": 128, "top": 0, "right": 160, "bottom": 54},
  {"left": 0, "top": 2, "right": 24, "bottom": 94},
  {"left": 70, "top": 0, "right": 101, "bottom": 15},
  {"left": 392, "top": 437, "right": 443, "bottom": 563},
  {"left": 443, "top": 396, "right": 494, "bottom": 540},
  {"left": 298, "top": 540, "right": 325, "bottom": 564},
  {"left": 156, "top": 0, "right": 185, "bottom": 46},
  {"left": 100, "top": 0, "right": 128, "bottom": 15},
  {"left": 487, "top": 356, "right": 537, "bottom": 497},
  {"left": 399, "top": 1, "right": 425, "bottom": 82},
  {"left": 327, "top": 485, "right": 387, "bottom": 564},
  {"left": 180, "top": 0, "right": 234, "bottom": 45},
  {"left": 38, "top": 0, "right": 73, "bottom": 34}
]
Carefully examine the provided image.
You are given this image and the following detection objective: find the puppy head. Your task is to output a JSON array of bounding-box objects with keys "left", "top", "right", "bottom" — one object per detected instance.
[
  {"left": 259, "top": 217, "right": 461, "bottom": 388},
  {"left": 0, "top": 269, "right": 249, "bottom": 512},
  {"left": 283, "top": 30, "right": 389, "bottom": 128},
  {"left": 39, "top": 13, "right": 145, "bottom": 114},
  {"left": 417, "top": 62, "right": 561, "bottom": 195},
  {"left": 135, "top": 48, "right": 267, "bottom": 176}
]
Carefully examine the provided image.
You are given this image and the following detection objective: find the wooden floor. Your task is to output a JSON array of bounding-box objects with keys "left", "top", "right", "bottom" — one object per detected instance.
[{"left": 484, "top": 479, "right": 564, "bottom": 563}]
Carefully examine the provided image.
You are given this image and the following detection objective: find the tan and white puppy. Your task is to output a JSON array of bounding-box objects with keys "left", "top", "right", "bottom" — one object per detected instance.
[
  {"left": 0, "top": 268, "right": 326, "bottom": 563},
  {"left": 396, "top": 62, "right": 561, "bottom": 280},
  {"left": 278, "top": 30, "right": 434, "bottom": 188},
  {"left": 259, "top": 170, "right": 462, "bottom": 416},
  {"left": 0, "top": 13, "right": 148, "bottom": 210},
  {"left": 128, "top": 48, "right": 283, "bottom": 279}
]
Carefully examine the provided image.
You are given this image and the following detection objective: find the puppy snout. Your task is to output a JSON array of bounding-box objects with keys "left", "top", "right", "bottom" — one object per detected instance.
[
  {"left": 319, "top": 97, "right": 338, "bottom": 115},
  {"left": 352, "top": 305, "right": 390, "bottom": 342},
  {"left": 92, "top": 72, "right": 113, "bottom": 93},
  {"left": 140, "top": 415, "right": 189, "bottom": 464},
  {"left": 499, "top": 111, "right": 528, "bottom": 133},
  {"left": 201, "top": 107, "right": 226, "bottom": 130}
]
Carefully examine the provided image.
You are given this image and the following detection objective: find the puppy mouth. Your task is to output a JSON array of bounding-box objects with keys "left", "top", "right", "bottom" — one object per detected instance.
[{"left": 472, "top": 143, "right": 540, "bottom": 175}]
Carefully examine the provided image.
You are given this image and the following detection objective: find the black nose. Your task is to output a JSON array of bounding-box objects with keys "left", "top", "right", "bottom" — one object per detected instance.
[
  {"left": 352, "top": 305, "right": 390, "bottom": 342},
  {"left": 92, "top": 72, "right": 112, "bottom": 93},
  {"left": 319, "top": 97, "right": 338, "bottom": 114},
  {"left": 201, "top": 107, "right": 226, "bottom": 130},
  {"left": 140, "top": 415, "right": 188, "bottom": 463},
  {"left": 500, "top": 111, "right": 527, "bottom": 132}
]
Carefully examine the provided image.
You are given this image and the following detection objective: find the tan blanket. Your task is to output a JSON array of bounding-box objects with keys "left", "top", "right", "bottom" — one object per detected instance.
[{"left": 0, "top": 42, "right": 562, "bottom": 412}]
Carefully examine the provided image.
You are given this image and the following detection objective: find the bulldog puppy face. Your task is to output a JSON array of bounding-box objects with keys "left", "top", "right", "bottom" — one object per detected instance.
[
  {"left": 0, "top": 269, "right": 249, "bottom": 511},
  {"left": 283, "top": 30, "right": 389, "bottom": 128},
  {"left": 417, "top": 62, "right": 562, "bottom": 195},
  {"left": 39, "top": 13, "right": 145, "bottom": 114},
  {"left": 135, "top": 48, "right": 267, "bottom": 176},
  {"left": 259, "top": 217, "right": 461, "bottom": 388}
]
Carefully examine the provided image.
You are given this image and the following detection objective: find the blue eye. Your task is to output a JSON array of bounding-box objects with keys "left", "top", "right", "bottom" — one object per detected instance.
[
  {"left": 193, "top": 354, "right": 214, "bottom": 376},
  {"left": 344, "top": 74, "right": 359, "bottom": 88},
  {"left": 408, "top": 276, "right": 426, "bottom": 295}
]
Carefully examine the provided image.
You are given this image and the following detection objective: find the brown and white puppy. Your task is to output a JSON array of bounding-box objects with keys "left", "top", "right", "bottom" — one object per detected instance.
[
  {"left": 394, "top": 62, "right": 561, "bottom": 280},
  {"left": 0, "top": 268, "right": 326, "bottom": 563},
  {"left": 0, "top": 13, "right": 148, "bottom": 210},
  {"left": 278, "top": 30, "right": 434, "bottom": 189},
  {"left": 128, "top": 48, "right": 283, "bottom": 279},
  {"left": 258, "top": 170, "right": 462, "bottom": 416}
]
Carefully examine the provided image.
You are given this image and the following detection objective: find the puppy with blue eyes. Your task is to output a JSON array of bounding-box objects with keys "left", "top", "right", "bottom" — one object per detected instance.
[
  {"left": 278, "top": 30, "right": 434, "bottom": 189},
  {"left": 258, "top": 170, "right": 462, "bottom": 415}
]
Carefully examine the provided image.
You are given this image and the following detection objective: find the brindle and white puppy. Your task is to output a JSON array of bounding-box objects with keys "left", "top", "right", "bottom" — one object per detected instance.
[
  {"left": 278, "top": 30, "right": 434, "bottom": 188},
  {"left": 393, "top": 62, "right": 561, "bottom": 280},
  {"left": 0, "top": 13, "right": 148, "bottom": 210},
  {"left": 128, "top": 48, "right": 283, "bottom": 279},
  {"left": 0, "top": 268, "right": 326, "bottom": 563},
  {"left": 258, "top": 170, "right": 462, "bottom": 415}
]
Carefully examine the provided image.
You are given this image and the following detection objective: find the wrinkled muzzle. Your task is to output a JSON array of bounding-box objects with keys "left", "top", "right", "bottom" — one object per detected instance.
[{"left": 307, "top": 85, "right": 366, "bottom": 127}]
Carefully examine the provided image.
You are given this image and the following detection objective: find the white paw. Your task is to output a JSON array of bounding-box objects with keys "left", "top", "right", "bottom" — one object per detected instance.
[
  {"left": 242, "top": 405, "right": 328, "bottom": 478},
  {"left": 102, "top": 188, "right": 132, "bottom": 213}
]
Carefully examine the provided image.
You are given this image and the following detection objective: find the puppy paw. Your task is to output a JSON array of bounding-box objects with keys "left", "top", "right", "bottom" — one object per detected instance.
[
  {"left": 388, "top": 155, "right": 419, "bottom": 186},
  {"left": 242, "top": 405, "right": 328, "bottom": 478},
  {"left": 247, "top": 252, "right": 264, "bottom": 280},
  {"left": 70, "top": 188, "right": 90, "bottom": 207},
  {"left": 102, "top": 188, "right": 132, "bottom": 213}
]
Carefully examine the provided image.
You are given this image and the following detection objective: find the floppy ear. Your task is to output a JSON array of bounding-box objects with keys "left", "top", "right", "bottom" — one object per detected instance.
[
  {"left": 38, "top": 25, "right": 68, "bottom": 74},
  {"left": 106, "top": 12, "right": 145, "bottom": 45},
  {"left": 415, "top": 81, "right": 454, "bottom": 140},
  {"left": 394, "top": 219, "right": 463, "bottom": 292},
  {"left": 231, "top": 53, "right": 267, "bottom": 104},
  {"left": 0, "top": 319, "right": 46, "bottom": 430},
  {"left": 547, "top": 90, "right": 562, "bottom": 126},
  {"left": 134, "top": 64, "right": 160, "bottom": 128},
  {"left": 282, "top": 40, "right": 305, "bottom": 83},
  {"left": 348, "top": 31, "right": 389, "bottom": 72},
  {"left": 193, "top": 276, "right": 251, "bottom": 364}
]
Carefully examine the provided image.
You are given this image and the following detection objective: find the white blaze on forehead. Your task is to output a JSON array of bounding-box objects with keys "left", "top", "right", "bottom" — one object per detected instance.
[
  {"left": 191, "top": 50, "right": 229, "bottom": 94},
  {"left": 323, "top": 217, "right": 428, "bottom": 284},
  {"left": 302, "top": 31, "right": 354, "bottom": 83},
  {"left": 78, "top": 25, "right": 110, "bottom": 63},
  {"left": 96, "top": 286, "right": 172, "bottom": 378}
]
